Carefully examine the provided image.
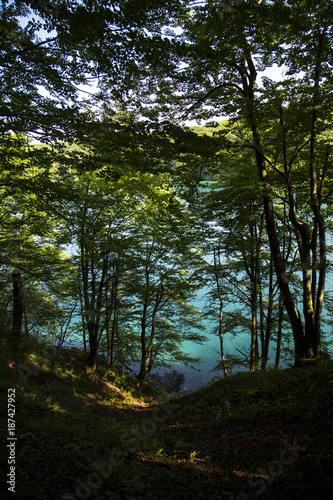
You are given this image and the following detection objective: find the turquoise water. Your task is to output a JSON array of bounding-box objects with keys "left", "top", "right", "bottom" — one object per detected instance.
[
  {"left": 153, "top": 296, "right": 290, "bottom": 391},
  {"left": 152, "top": 272, "right": 333, "bottom": 391},
  {"left": 64, "top": 258, "right": 333, "bottom": 392}
]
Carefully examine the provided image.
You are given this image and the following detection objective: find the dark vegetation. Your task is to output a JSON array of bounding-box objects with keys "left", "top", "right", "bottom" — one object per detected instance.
[
  {"left": 1, "top": 334, "right": 332, "bottom": 499},
  {"left": 1, "top": 1, "right": 333, "bottom": 497}
]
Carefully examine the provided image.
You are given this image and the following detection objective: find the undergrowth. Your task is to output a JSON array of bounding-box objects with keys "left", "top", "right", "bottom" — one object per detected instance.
[{"left": 1, "top": 334, "right": 332, "bottom": 499}]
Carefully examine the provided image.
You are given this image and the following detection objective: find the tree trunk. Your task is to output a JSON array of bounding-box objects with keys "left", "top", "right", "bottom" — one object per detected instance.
[
  {"left": 137, "top": 284, "right": 164, "bottom": 386},
  {"left": 244, "top": 215, "right": 261, "bottom": 372},
  {"left": 137, "top": 290, "right": 149, "bottom": 385},
  {"left": 107, "top": 274, "right": 118, "bottom": 369},
  {"left": 11, "top": 272, "right": 23, "bottom": 340},
  {"left": 249, "top": 263, "right": 259, "bottom": 372},
  {"left": 213, "top": 246, "right": 227, "bottom": 376},
  {"left": 275, "top": 293, "right": 284, "bottom": 369},
  {"left": 261, "top": 257, "right": 274, "bottom": 370},
  {"left": 86, "top": 322, "right": 98, "bottom": 370}
]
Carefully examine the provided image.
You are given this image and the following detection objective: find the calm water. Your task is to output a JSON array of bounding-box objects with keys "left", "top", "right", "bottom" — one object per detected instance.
[
  {"left": 64, "top": 261, "right": 333, "bottom": 393},
  {"left": 152, "top": 295, "right": 291, "bottom": 391},
  {"left": 170, "top": 278, "right": 333, "bottom": 391}
]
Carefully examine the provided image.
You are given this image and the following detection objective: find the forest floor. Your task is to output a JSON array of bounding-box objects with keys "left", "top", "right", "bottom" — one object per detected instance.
[{"left": 1, "top": 335, "right": 333, "bottom": 500}]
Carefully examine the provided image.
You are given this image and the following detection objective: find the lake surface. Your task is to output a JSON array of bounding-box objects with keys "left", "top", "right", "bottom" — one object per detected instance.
[
  {"left": 66, "top": 288, "right": 313, "bottom": 393},
  {"left": 151, "top": 295, "right": 293, "bottom": 392},
  {"left": 64, "top": 255, "right": 333, "bottom": 393},
  {"left": 165, "top": 275, "right": 333, "bottom": 391}
]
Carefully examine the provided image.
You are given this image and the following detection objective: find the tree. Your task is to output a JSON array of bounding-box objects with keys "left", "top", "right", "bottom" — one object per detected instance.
[
  {"left": 202, "top": 152, "right": 271, "bottom": 372},
  {"left": 0, "top": 134, "right": 77, "bottom": 342},
  {"left": 0, "top": 1, "right": 86, "bottom": 139},
  {"left": 0, "top": 0, "right": 185, "bottom": 141},
  {"left": 34, "top": 137, "right": 206, "bottom": 377},
  {"left": 135, "top": 0, "right": 333, "bottom": 365},
  {"left": 32, "top": 145, "right": 138, "bottom": 369},
  {"left": 73, "top": 170, "right": 144, "bottom": 370},
  {"left": 121, "top": 178, "right": 206, "bottom": 385}
]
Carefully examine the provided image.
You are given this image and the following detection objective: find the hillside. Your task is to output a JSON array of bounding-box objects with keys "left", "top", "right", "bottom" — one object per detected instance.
[{"left": 1, "top": 336, "right": 332, "bottom": 499}]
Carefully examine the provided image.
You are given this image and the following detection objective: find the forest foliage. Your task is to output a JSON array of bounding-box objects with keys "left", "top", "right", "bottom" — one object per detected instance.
[{"left": 1, "top": 0, "right": 333, "bottom": 385}]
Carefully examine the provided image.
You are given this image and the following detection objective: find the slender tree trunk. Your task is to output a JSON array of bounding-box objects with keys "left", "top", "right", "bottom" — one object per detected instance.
[
  {"left": 244, "top": 215, "right": 261, "bottom": 372},
  {"left": 137, "top": 283, "right": 164, "bottom": 386},
  {"left": 11, "top": 272, "right": 23, "bottom": 340},
  {"left": 78, "top": 279, "right": 87, "bottom": 351},
  {"left": 250, "top": 260, "right": 259, "bottom": 372},
  {"left": 86, "top": 255, "right": 108, "bottom": 370},
  {"left": 137, "top": 267, "right": 150, "bottom": 385},
  {"left": 147, "top": 286, "right": 164, "bottom": 377},
  {"left": 107, "top": 274, "right": 118, "bottom": 369},
  {"left": 275, "top": 293, "right": 284, "bottom": 369},
  {"left": 213, "top": 246, "right": 227, "bottom": 376},
  {"left": 261, "top": 258, "right": 274, "bottom": 370},
  {"left": 313, "top": 208, "right": 326, "bottom": 357},
  {"left": 86, "top": 322, "right": 98, "bottom": 370}
]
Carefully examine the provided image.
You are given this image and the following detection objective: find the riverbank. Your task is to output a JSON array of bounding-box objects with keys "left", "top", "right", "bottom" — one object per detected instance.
[{"left": 1, "top": 335, "right": 332, "bottom": 499}]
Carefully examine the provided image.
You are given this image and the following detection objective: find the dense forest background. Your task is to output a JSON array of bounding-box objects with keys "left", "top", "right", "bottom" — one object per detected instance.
[{"left": 1, "top": 0, "right": 333, "bottom": 387}]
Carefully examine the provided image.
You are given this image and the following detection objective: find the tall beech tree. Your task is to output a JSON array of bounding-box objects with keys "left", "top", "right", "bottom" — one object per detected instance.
[
  {"left": 39, "top": 149, "right": 141, "bottom": 370},
  {"left": 0, "top": 134, "right": 77, "bottom": 341},
  {"left": 122, "top": 178, "right": 206, "bottom": 385}
]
